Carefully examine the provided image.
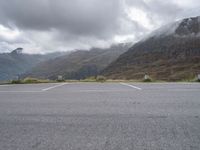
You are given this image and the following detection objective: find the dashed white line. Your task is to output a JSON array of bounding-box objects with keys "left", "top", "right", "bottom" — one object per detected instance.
[
  {"left": 120, "top": 82, "right": 142, "bottom": 90},
  {"left": 42, "top": 83, "right": 68, "bottom": 91}
]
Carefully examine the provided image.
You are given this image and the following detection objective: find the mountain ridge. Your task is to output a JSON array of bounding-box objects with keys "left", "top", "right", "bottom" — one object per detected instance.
[
  {"left": 102, "top": 16, "right": 200, "bottom": 81},
  {"left": 0, "top": 48, "right": 68, "bottom": 81},
  {"left": 25, "top": 43, "right": 131, "bottom": 80}
]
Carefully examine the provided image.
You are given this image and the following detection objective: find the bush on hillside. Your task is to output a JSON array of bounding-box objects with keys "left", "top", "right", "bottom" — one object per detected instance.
[
  {"left": 143, "top": 78, "right": 152, "bottom": 82},
  {"left": 11, "top": 80, "right": 22, "bottom": 84},
  {"left": 96, "top": 76, "right": 106, "bottom": 82},
  {"left": 11, "top": 77, "right": 51, "bottom": 84},
  {"left": 23, "top": 77, "right": 40, "bottom": 83}
]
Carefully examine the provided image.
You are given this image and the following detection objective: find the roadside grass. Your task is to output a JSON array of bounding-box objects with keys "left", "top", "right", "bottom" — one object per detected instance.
[
  {"left": 195, "top": 78, "right": 200, "bottom": 82},
  {"left": 10, "top": 77, "right": 54, "bottom": 84},
  {"left": 80, "top": 76, "right": 107, "bottom": 83},
  {"left": 4, "top": 75, "right": 200, "bottom": 85},
  {"left": 96, "top": 76, "right": 106, "bottom": 82},
  {"left": 143, "top": 78, "right": 152, "bottom": 82},
  {"left": 80, "top": 76, "right": 97, "bottom": 82},
  {"left": 178, "top": 76, "right": 200, "bottom": 83}
]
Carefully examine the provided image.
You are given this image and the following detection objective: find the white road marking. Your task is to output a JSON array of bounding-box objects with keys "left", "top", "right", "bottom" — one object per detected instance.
[
  {"left": 42, "top": 83, "right": 68, "bottom": 91},
  {"left": 120, "top": 83, "right": 142, "bottom": 90}
]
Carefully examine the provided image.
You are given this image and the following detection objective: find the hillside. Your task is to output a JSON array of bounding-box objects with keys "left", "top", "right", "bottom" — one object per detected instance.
[
  {"left": 0, "top": 48, "right": 67, "bottom": 81},
  {"left": 25, "top": 43, "right": 131, "bottom": 80},
  {"left": 102, "top": 16, "right": 200, "bottom": 81}
]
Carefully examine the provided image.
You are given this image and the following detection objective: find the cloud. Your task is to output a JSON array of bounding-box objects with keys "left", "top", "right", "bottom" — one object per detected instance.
[{"left": 0, "top": 0, "right": 199, "bottom": 53}]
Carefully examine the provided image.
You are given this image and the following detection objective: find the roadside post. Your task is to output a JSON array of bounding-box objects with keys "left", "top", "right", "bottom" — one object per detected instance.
[
  {"left": 198, "top": 74, "right": 200, "bottom": 81},
  {"left": 57, "top": 75, "right": 63, "bottom": 82},
  {"left": 144, "top": 74, "right": 150, "bottom": 80}
]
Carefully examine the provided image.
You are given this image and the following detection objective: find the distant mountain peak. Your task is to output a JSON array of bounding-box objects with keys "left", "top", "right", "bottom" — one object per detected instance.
[
  {"left": 175, "top": 16, "right": 200, "bottom": 36},
  {"left": 149, "top": 16, "right": 200, "bottom": 38},
  {"left": 103, "top": 16, "right": 200, "bottom": 81},
  {"left": 11, "top": 48, "right": 23, "bottom": 55}
]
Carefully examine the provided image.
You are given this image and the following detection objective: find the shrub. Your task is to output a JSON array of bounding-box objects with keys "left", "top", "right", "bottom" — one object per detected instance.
[
  {"left": 96, "top": 76, "right": 106, "bottom": 82},
  {"left": 57, "top": 79, "right": 65, "bottom": 82},
  {"left": 143, "top": 78, "right": 152, "bottom": 82},
  {"left": 23, "top": 78, "right": 40, "bottom": 83},
  {"left": 11, "top": 80, "right": 22, "bottom": 84},
  {"left": 82, "top": 76, "right": 96, "bottom": 82},
  {"left": 197, "top": 74, "right": 200, "bottom": 82},
  {"left": 11, "top": 77, "right": 51, "bottom": 84},
  {"left": 143, "top": 74, "right": 152, "bottom": 82}
]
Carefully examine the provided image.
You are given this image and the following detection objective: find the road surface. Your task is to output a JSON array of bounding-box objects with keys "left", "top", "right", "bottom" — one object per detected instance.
[{"left": 0, "top": 82, "right": 200, "bottom": 150}]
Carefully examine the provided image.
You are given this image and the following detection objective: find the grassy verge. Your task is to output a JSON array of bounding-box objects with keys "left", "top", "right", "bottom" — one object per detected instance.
[
  {"left": 5, "top": 76, "right": 200, "bottom": 85},
  {"left": 10, "top": 77, "right": 55, "bottom": 84}
]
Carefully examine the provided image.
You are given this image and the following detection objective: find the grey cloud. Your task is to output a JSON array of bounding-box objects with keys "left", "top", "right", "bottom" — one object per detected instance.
[
  {"left": 0, "top": 0, "right": 199, "bottom": 53},
  {"left": 0, "top": 0, "right": 123, "bottom": 38},
  {"left": 126, "top": 0, "right": 183, "bottom": 27}
]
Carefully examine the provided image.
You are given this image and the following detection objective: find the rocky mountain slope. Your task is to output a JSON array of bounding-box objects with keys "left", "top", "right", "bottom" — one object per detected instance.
[
  {"left": 102, "top": 16, "right": 200, "bottom": 81},
  {"left": 0, "top": 48, "right": 66, "bottom": 81},
  {"left": 25, "top": 43, "right": 131, "bottom": 80}
]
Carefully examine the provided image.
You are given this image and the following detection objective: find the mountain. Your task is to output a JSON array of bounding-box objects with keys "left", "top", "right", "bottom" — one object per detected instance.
[
  {"left": 102, "top": 16, "right": 200, "bottom": 81},
  {"left": 0, "top": 48, "right": 67, "bottom": 81},
  {"left": 25, "top": 43, "right": 131, "bottom": 80}
]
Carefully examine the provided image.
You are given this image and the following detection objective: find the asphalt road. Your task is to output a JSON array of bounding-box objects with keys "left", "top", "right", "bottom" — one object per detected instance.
[{"left": 0, "top": 82, "right": 200, "bottom": 150}]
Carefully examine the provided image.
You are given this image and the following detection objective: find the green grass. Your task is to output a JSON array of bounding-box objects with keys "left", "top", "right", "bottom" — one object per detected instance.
[
  {"left": 7, "top": 76, "right": 200, "bottom": 85},
  {"left": 11, "top": 80, "right": 22, "bottom": 84},
  {"left": 143, "top": 78, "right": 152, "bottom": 82},
  {"left": 96, "top": 76, "right": 106, "bottom": 82},
  {"left": 79, "top": 76, "right": 107, "bottom": 83},
  {"left": 10, "top": 77, "right": 54, "bottom": 84}
]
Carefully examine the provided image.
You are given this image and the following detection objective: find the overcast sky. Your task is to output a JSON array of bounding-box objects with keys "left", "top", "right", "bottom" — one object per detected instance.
[{"left": 0, "top": 0, "right": 199, "bottom": 53}]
